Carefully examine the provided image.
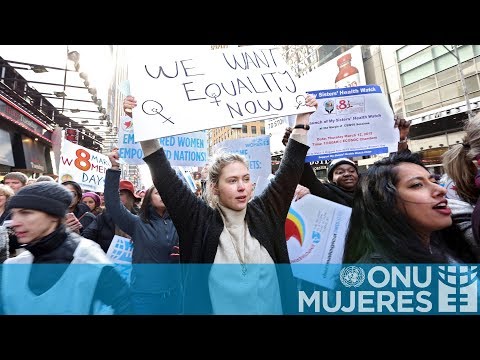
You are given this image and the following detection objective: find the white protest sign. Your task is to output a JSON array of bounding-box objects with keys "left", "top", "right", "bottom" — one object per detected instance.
[
  {"left": 305, "top": 85, "right": 398, "bottom": 161},
  {"left": 266, "top": 116, "right": 290, "bottom": 154},
  {"left": 212, "top": 135, "right": 272, "bottom": 191},
  {"left": 286, "top": 194, "right": 352, "bottom": 289},
  {"left": 174, "top": 166, "right": 197, "bottom": 193},
  {"left": 118, "top": 116, "right": 143, "bottom": 165},
  {"left": 118, "top": 115, "right": 208, "bottom": 167},
  {"left": 128, "top": 45, "right": 310, "bottom": 141},
  {"left": 253, "top": 174, "right": 275, "bottom": 197},
  {"left": 58, "top": 139, "right": 111, "bottom": 192}
]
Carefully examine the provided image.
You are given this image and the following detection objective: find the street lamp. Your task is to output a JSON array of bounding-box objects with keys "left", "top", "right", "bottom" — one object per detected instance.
[{"left": 443, "top": 45, "right": 474, "bottom": 120}]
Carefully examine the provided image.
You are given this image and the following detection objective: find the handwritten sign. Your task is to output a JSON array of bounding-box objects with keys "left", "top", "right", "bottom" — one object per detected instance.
[
  {"left": 305, "top": 85, "right": 398, "bottom": 161},
  {"left": 118, "top": 115, "right": 208, "bottom": 167},
  {"left": 212, "top": 135, "right": 272, "bottom": 189},
  {"left": 58, "top": 138, "right": 111, "bottom": 192},
  {"left": 128, "top": 45, "right": 310, "bottom": 141}
]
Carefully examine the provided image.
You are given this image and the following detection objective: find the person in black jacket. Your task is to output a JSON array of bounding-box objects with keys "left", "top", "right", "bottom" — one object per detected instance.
[
  {"left": 82, "top": 182, "right": 139, "bottom": 253},
  {"left": 61, "top": 180, "right": 96, "bottom": 235},
  {"left": 123, "top": 94, "right": 317, "bottom": 315},
  {"left": 0, "top": 181, "right": 132, "bottom": 315},
  {"left": 281, "top": 117, "right": 412, "bottom": 207}
]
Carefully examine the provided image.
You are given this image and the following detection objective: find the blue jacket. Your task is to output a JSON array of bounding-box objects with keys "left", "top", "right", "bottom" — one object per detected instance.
[{"left": 104, "top": 171, "right": 181, "bottom": 294}]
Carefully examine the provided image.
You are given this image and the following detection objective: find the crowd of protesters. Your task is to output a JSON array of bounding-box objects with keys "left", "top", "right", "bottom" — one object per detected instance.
[{"left": 1, "top": 92, "right": 480, "bottom": 315}]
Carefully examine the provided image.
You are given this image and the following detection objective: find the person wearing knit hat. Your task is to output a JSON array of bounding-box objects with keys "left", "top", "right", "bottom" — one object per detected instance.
[
  {"left": 2, "top": 181, "right": 133, "bottom": 315},
  {"left": 7, "top": 181, "right": 73, "bottom": 220},
  {"left": 281, "top": 116, "right": 412, "bottom": 208},
  {"left": 82, "top": 192, "right": 103, "bottom": 215},
  {"left": 326, "top": 158, "right": 359, "bottom": 189}
]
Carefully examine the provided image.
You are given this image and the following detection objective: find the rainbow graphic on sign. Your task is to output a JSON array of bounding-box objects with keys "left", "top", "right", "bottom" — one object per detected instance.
[{"left": 285, "top": 207, "right": 305, "bottom": 246}]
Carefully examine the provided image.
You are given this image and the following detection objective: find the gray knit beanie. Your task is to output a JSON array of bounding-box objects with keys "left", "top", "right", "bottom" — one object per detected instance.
[{"left": 7, "top": 181, "right": 73, "bottom": 218}]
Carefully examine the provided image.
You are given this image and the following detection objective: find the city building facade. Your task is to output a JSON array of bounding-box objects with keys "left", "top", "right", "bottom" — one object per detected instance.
[{"left": 278, "top": 45, "right": 480, "bottom": 179}]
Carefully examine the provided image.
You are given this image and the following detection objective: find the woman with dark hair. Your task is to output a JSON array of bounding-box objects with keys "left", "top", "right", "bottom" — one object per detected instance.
[
  {"left": 343, "top": 151, "right": 480, "bottom": 264},
  {"left": 103, "top": 170, "right": 182, "bottom": 315},
  {"left": 61, "top": 180, "right": 96, "bottom": 235},
  {"left": 82, "top": 192, "right": 103, "bottom": 216}
]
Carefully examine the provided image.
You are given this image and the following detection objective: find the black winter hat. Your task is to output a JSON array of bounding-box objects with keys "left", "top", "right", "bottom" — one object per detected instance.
[
  {"left": 7, "top": 181, "right": 73, "bottom": 218},
  {"left": 327, "top": 158, "right": 358, "bottom": 182}
]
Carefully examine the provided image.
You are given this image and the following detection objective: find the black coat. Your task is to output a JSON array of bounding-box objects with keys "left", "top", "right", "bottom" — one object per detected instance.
[
  {"left": 82, "top": 211, "right": 116, "bottom": 253},
  {"left": 300, "top": 163, "right": 354, "bottom": 207},
  {"left": 144, "top": 138, "right": 309, "bottom": 314}
]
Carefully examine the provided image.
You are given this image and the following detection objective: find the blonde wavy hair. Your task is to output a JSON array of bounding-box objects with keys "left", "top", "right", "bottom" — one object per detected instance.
[
  {"left": 442, "top": 112, "right": 480, "bottom": 204},
  {"left": 204, "top": 152, "right": 249, "bottom": 208}
]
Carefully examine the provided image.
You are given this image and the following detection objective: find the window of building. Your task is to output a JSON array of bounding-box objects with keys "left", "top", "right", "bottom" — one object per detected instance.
[
  {"left": 462, "top": 59, "right": 477, "bottom": 77},
  {"left": 458, "top": 45, "right": 474, "bottom": 62},
  {"left": 465, "top": 75, "right": 480, "bottom": 94},
  {"left": 398, "top": 47, "right": 433, "bottom": 74},
  {"left": 404, "top": 88, "right": 441, "bottom": 114},
  {"left": 397, "top": 45, "right": 430, "bottom": 62},
  {"left": 439, "top": 81, "right": 463, "bottom": 102},
  {"left": 434, "top": 54, "right": 457, "bottom": 73},
  {"left": 470, "top": 90, "right": 480, "bottom": 101},
  {"left": 440, "top": 96, "right": 464, "bottom": 108},
  {"left": 436, "top": 67, "right": 460, "bottom": 87},
  {"left": 251, "top": 126, "right": 257, "bottom": 134},
  {"left": 401, "top": 61, "right": 436, "bottom": 86},
  {"left": 403, "top": 76, "right": 437, "bottom": 99},
  {"left": 260, "top": 126, "right": 265, "bottom": 134},
  {"left": 431, "top": 45, "right": 452, "bottom": 59},
  {"left": 242, "top": 125, "right": 247, "bottom": 133}
]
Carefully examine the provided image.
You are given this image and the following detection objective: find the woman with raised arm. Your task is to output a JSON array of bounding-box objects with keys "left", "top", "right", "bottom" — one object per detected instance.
[
  {"left": 123, "top": 94, "right": 317, "bottom": 315},
  {"left": 281, "top": 117, "right": 412, "bottom": 207}
]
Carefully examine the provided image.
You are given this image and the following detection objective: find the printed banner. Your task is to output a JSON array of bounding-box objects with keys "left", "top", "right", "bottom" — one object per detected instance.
[
  {"left": 212, "top": 135, "right": 272, "bottom": 191},
  {"left": 118, "top": 115, "right": 208, "bottom": 167},
  {"left": 305, "top": 85, "right": 399, "bottom": 161},
  {"left": 286, "top": 194, "right": 352, "bottom": 289},
  {"left": 300, "top": 45, "right": 366, "bottom": 92},
  {"left": 127, "top": 45, "right": 311, "bottom": 140},
  {"left": 58, "top": 139, "right": 111, "bottom": 192}
]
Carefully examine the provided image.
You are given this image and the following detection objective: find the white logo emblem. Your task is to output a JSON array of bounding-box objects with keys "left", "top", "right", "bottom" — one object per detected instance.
[
  {"left": 438, "top": 266, "right": 478, "bottom": 312},
  {"left": 340, "top": 266, "right": 365, "bottom": 288}
]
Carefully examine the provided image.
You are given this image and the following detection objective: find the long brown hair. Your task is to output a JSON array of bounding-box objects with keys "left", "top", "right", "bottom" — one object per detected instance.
[
  {"left": 442, "top": 113, "right": 480, "bottom": 204},
  {"left": 139, "top": 185, "right": 156, "bottom": 224}
]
